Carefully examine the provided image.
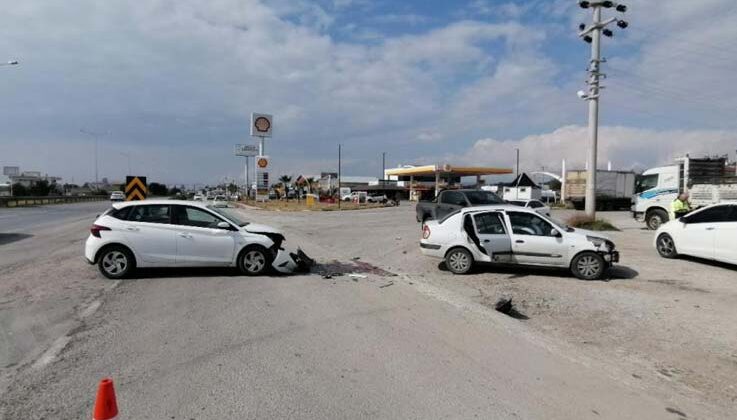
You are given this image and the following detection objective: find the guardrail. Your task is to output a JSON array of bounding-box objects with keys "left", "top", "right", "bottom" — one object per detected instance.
[{"left": 0, "top": 195, "right": 108, "bottom": 208}]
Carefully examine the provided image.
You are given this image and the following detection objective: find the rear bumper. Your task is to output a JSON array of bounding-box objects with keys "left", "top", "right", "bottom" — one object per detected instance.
[{"left": 420, "top": 241, "right": 444, "bottom": 258}]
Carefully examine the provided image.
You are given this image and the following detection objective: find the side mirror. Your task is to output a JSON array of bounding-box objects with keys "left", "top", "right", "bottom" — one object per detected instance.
[
  {"left": 550, "top": 228, "right": 562, "bottom": 237},
  {"left": 217, "top": 221, "right": 232, "bottom": 230}
]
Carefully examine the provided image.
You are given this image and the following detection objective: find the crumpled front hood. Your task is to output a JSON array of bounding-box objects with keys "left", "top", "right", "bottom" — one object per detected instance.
[
  {"left": 243, "top": 223, "right": 282, "bottom": 235},
  {"left": 570, "top": 228, "right": 612, "bottom": 242}
]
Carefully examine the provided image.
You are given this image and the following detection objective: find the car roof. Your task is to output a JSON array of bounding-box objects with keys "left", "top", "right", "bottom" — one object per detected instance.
[
  {"left": 111, "top": 199, "right": 211, "bottom": 210},
  {"left": 459, "top": 204, "right": 530, "bottom": 213}
]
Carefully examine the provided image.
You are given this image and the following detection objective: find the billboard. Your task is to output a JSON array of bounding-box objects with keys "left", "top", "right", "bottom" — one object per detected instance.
[
  {"left": 3, "top": 166, "right": 19, "bottom": 176},
  {"left": 234, "top": 144, "right": 258, "bottom": 157},
  {"left": 255, "top": 155, "right": 270, "bottom": 201}
]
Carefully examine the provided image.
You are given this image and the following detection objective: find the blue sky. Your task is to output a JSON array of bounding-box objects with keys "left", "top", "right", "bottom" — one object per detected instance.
[{"left": 1, "top": 0, "right": 736, "bottom": 185}]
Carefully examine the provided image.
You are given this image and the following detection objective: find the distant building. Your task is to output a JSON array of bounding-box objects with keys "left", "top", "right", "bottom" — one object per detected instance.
[
  {"left": 10, "top": 171, "right": 62, "bottom": 188},
  {"left": 502, "top": 173, "right": 541, "bottom": 201},
  {"left": 0, "top": 175, "right": 11, "bottom": 197}
]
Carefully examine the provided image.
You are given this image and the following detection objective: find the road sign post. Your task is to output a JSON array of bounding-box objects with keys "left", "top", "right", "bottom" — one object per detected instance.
[{"left": 235, "top": 144, "right": 259, "bottom": 200}]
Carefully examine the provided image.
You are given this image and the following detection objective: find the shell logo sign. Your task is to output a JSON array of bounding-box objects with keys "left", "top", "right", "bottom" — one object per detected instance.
[{"left": 257, "top": 157, "right": 269, "bottom": 169}]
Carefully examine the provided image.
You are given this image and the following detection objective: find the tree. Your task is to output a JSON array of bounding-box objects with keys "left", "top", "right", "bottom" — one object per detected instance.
[
  {"left": 227, "top": 183, "right": 238, "bottom": 194},
  {"left": 29, "top": 180, "right": 52, "bottom": 196},
  {"left": 169, "top": 187, "right": 182, "bottom": 196},
  {"left": 148, "top": 182, "right": 168, "bottom": 196},
  {"left": 11, "top": 183, "right": 27, "bottom": 197}
]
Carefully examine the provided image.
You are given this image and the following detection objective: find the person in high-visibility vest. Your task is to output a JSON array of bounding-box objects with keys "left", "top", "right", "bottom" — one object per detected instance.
[{"left": 670, "top": 192, "right": 691, "bottom": 220}]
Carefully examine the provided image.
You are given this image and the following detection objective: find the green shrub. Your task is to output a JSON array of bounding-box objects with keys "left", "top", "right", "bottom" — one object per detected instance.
[{"left": 566, "top": 214, "right": 620, "bottom": 231}]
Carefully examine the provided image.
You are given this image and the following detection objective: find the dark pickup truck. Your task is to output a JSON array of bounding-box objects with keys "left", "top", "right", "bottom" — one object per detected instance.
[{"left": 415, "top": 189, "right": 505, "bottom": 222}]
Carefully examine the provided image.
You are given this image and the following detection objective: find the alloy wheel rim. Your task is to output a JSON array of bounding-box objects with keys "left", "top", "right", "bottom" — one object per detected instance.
[
  {"left": 577, "top": 256, "right": 600, "bottom": 278},
  {"left": 244, "top": 251, "right": 266, "bottom": 272},
  {"left": 658, "top": 236, "right": 674, "bottom": 255},
  {"left": 102, "top": 251, "right": 127, "bottom": 275},
  {"left": 449, "top": 252, "right": 469, "bottom": 272}
]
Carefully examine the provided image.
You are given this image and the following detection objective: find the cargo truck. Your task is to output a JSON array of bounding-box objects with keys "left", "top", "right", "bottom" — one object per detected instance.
[
  {"left": 631, "top": 156, "right": 737, "bottom": 230},
  {"left": 564, "top": 170, "right": 636, "bottom": 211}
]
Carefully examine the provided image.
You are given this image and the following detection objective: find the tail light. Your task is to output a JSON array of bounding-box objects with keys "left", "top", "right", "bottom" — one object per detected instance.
[
  {"left": 90, "top": 224, "right": 111, "bottom": 238},
  {"left": 422, "top": 224, "right": 431, "bottom": 239}
]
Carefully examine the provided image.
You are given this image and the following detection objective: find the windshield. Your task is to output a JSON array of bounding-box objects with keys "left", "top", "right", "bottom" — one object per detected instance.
[
  {"left": 635, "top": 174, "right": 658, "bottom": 193},
  {"left": 207, "top": 206, "right": 249, "bottom": 227},
  {"left": 465, "top": 191, "right": 504, "bottom": 205}
]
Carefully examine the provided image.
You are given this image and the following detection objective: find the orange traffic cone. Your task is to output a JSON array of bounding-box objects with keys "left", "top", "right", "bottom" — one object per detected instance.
[{"left": 92, "top": 378, "right": 118, "bottom": 420}]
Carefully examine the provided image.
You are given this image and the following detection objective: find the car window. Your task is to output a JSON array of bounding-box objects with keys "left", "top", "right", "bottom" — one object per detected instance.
[
  {"left": 474, "top": 212, "right": 506, "bottom": 235},
  {"left": 528, "top": 201, "right": 543, "bottom": 208},
  {"left": 509, "top": 201, "right": 525, "bottom": 206},
  {"left": 173, "top": 206, "right": 225, "bottom": 228},
  {"left": 507, "top": 211, "right": 556, "bottom": 236},
  {"left": 440, "top": 191, "right": 466, "bottom": 206},
  {"left": 465, "top": 191, "right": 504, "bottom": 205},
  {"left": 684, "top": 205, "right": 735, "bottom": 224},
  {"left": 127, "top": 205, "right": 171, "bottom": 224},
  {"left": 729, "top": 205, "right": 737, "bottom": 222},
  {"left": 111, "top": 206, "right": 132, "bottom": 220}
]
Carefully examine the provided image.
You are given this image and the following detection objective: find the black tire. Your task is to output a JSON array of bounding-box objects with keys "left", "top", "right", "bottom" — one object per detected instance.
[
  {"left": 570, "top": 251, "right": 606, "bottom": 280},
  {"left": 445, "top": 247, "right": 474, "bottom": 275},
  {"left": 97, "top": 245, "right": 135, "bottom": 279},
  {"left": 656, "top": 233, "right": 678, "bottom": 259},
  {"left": 646, "top": 209, "right": 669, "bottom": 230},
  {"left": 238, "top": 246, "right": 271, "bottom": 276}
]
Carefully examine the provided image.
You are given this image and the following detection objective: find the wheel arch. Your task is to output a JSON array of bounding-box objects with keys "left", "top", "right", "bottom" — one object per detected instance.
[{"left": 444, "top": 245, "right": 475, "bottom": 261}]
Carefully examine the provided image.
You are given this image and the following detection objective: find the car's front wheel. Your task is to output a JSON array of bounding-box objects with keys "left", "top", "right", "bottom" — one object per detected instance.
[
  {"left": 571, "top": 252, "right": 606, "bottom": 280},
  {"left": 656, "top": 233, "right": 678, "bottom": 258},
  {"left": 238, "top": 246, "right": 271, "bottom": 276},
  {"left": 98, "top": 246, "right": 135, "bottom": 279},
  {"left": 445, "top": 247, "right": 473, "bottom": 274}
]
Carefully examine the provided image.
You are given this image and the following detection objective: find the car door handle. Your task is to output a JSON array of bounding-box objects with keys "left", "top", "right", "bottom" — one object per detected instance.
[
  {"left": 483, "top": 239, "right": 490, "bottom": 243},
  {"left": 705, "top": 227, "right": 716, "bottom": 231},
  {"left": 515, "top": 240, "right": 525, "bottom": 244},
  {"left": 178, "top": 232, "right": 193, "bottom": 238},
  {"left": 126, "top": 226, "right": 139, "bottom": 232}
]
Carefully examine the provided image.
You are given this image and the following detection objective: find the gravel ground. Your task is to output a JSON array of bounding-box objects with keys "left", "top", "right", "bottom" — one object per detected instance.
[{"left": 1, "top": 202, "right": 735, "bottom": 418}]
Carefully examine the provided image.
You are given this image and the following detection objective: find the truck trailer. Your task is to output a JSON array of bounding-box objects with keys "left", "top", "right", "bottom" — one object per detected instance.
[
  {"left": 564, "top": 170, "right": 636, "bottom": 211},
  {"left": 631, "top": 156, "right": 737, "bottom": 230}
]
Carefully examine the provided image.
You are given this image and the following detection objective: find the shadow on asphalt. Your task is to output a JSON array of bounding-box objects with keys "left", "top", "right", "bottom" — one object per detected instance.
[
  {"left": 677, "top": 256, "right": 737, "bottom": 272},
  {"left": 438, "top": 261, "right": 639, "bottom": 282},
  {"left": 128, "top": 267, "right": 300, "bottom": 279},
  {"left": 0, "top": 233, "right": 34, "bottom": 246}
]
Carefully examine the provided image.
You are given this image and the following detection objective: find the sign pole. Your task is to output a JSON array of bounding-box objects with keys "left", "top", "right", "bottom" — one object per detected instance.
[{"left": 244, "top": 158, "right": 249, "bottom": 200}]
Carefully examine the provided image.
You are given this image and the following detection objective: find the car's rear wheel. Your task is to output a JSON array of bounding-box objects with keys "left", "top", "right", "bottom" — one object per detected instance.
[
  {"left": 656, "top": 233, "right": 678, "bottom": 258},
  {"left": 98, "top": 246, "right": 135, "bottom": 279},
  {"left": 238, "top": 246, "right": 271, "bottom": 276},
  {"left": 445, "top": 247, "right": 473, "bottom": 275},
  {"left": 571, "top": 252, "right": 606, "bottom": 280}
]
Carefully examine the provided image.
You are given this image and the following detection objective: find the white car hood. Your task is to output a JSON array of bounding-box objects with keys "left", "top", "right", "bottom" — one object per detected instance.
[
  {"left": 570, "top": 228, "right": 612, "bottom": 241},
  {"left": 243, "top": 223, "right": 282, "bottom": 235}
]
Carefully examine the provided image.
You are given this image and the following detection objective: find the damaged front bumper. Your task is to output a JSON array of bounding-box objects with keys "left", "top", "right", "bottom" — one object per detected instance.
[
  {"left": 601, "top": 250, "right": 620, "bottom": 265},
  {"left": 272, "top": 248, "right": 315, "bottom": 274}
]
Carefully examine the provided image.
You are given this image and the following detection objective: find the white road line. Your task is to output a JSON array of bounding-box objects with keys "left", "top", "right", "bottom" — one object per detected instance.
[{"left": 31, "top": 336, "right": 71, "bottom": 370}]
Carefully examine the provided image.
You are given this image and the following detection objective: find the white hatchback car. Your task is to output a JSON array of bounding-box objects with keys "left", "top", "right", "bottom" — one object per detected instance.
[
  {"left": 654, "top": 203, "right": 737, "bottom": 265},
  {"left": 420, "top": 205, "right": 619, "bottom": 280},
  {"left": 85, "top": 200, "right": 311, "bottom": 279}
]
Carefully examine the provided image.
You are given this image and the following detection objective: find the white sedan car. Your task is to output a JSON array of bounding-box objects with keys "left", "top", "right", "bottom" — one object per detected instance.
[
  {"left": 85, "top": 200, "right": 312, "bottom": 279},
  {"left": 507, "top": 199, "right": 551, "bottom": 216},
  {"left": 655, "top": 202, "right": 737, "bottom": 265},
  {"left": 420, "top": 205, "right": 619, "bottom": 280}
]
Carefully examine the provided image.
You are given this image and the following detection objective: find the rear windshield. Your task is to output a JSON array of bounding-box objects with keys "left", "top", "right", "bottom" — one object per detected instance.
[
  {"left": 110, "top": 206, "right": 132, "bottom": 220},
  {"left": 465, "top": 191, "right": 504, "bottom": 205}
]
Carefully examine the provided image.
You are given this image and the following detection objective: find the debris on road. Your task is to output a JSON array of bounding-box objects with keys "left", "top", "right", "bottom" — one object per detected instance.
[
  {"left": 493, "top": 298, "right": 529, "bottom": 320},
  {"left": 379, "top": 281, "right": 394, "bottom": 288},
  {"left": 348, "top": 274, "right": 367, "bottom": 279}
]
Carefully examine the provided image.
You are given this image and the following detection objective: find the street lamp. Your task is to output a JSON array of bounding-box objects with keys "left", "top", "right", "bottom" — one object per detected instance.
[{"left": 81, "top": 129, "right": 110, "bottom": 191}]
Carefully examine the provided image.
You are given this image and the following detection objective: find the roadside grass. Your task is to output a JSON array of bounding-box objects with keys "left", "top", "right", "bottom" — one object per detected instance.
[{"left": 566, "top": 214, "right": 620, "bottom": 231}]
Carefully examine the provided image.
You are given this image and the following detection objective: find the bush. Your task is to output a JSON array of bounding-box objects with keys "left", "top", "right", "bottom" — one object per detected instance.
[{"left": 566, "top": 214, "right": 620, "bottom": 231}]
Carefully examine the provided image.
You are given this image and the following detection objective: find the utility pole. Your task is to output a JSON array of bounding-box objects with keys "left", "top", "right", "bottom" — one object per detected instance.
[
  {"left": 577, "top": 0, "right": 628, "bottom": 218},
  {"left": 515, "top": 148, "right": 520, "bottom": 178},
  {"left": 338, "top": 144, "right": 342, "bottom": 210},
  {"left": 81, "top": 129, "right": 110, "bottom": 191},
  {"left": 381, "top": 152, "right": 386, "bottom": 189}
]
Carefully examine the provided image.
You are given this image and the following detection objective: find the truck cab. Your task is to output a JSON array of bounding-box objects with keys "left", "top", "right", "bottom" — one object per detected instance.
[{"left": 632, "top": 165, "right": 679, "bottom": 230}]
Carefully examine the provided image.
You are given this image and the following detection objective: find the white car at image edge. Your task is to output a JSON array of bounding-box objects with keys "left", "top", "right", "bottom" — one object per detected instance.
[
  {"left": 85, "top": 200, "right": 312, "bottom": 279},
  {"left": 506, "top": 199, "right": 551, "bottom": 216},
  {"left": 420, "top": 205, "right": 619, "bottom": 280},
  {"left": 654, "top": 202, "right": 737, "bottom": 265}
]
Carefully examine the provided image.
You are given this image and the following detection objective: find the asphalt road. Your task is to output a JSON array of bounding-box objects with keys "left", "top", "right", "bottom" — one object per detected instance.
[
  {"left": 0, "top": 200, "right": 110, "bottom": 237},
  {"left": 0, "top": 203, "right": 731, "bottom": 419}
]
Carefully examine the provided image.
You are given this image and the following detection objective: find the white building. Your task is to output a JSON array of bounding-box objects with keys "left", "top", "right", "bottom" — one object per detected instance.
[{"left": 502, "top": 173, "right": 541, "bottom": 201}]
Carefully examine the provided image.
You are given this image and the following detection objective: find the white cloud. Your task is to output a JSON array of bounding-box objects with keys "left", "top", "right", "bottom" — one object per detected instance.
[{"left": 447, "top": 125, "right": 737, "bottom": 174}]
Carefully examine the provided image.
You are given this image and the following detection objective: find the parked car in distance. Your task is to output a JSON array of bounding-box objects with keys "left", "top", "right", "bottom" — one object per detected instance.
[
  {"left": 655, "top": 203, "right": 737, "bottom": 265},
  {"left": 110, "top": 191, "right": 125, "bottom": 202},
  {"left": 193, "top": 194, "right": 204, "bottom": 201},
  {"left": 507, "top": 199, "right": 551, "bottom": 216},
  {"left": 416, "top": 189, "right": 505, "bottom": 223},
  {"left": 212, "top": 195, "right": 228, "bottom": 207},
  {"left": 420, "top": 205, "right": 619, "bottom": 280},
  {"left": 85, "top": 200, "right": 312, "bottom": 279},
  {"left": 367, "top": 194, "right": 387, "bottom": 203}
]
